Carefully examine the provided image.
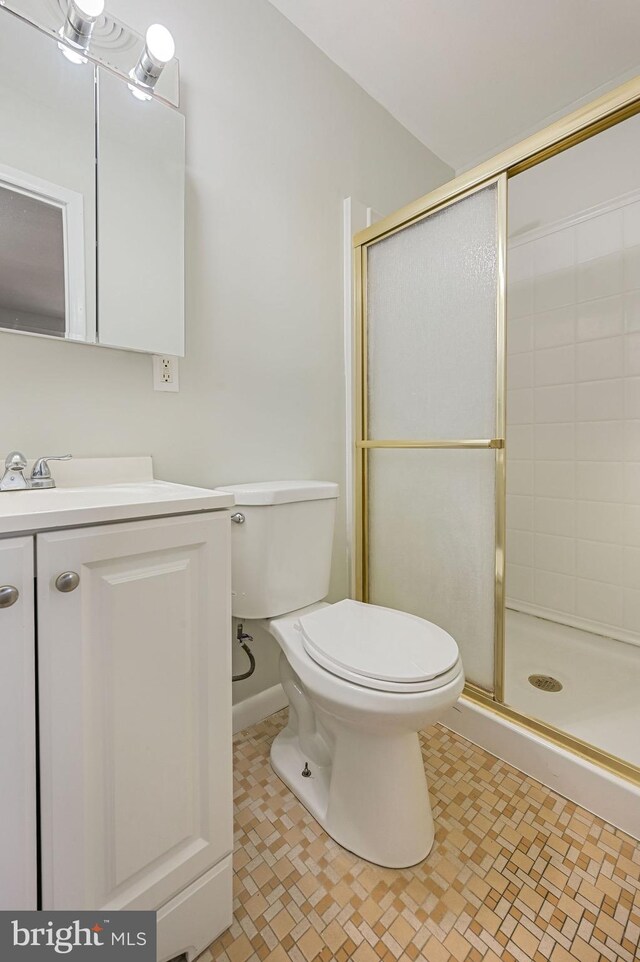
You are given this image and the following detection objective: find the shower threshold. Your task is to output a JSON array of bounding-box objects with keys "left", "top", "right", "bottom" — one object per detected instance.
[{"left": 504, "top": 608, "right": 640, "bottom": 768}]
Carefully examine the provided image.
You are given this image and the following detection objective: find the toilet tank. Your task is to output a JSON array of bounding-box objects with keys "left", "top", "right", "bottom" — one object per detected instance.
[{"left": 215, "top": 480, "right": 339, "bottom": 619}]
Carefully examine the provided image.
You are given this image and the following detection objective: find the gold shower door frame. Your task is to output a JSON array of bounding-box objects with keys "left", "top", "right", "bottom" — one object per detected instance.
[{"left": 353, "top": 75, "right": 640, "bottom": 787}]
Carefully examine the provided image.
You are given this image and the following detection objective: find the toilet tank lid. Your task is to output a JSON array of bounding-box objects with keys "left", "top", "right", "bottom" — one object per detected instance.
[{"left": 215, "top": 480, "right": 339, "bottom": 505}]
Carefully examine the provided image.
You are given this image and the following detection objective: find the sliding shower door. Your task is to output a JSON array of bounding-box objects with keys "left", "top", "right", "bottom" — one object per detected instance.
[{"left": 356, "top": 176, "right": 506, "bottom": 693}]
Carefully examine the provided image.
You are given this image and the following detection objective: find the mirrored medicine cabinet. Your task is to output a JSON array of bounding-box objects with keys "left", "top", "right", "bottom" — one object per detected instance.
[{"left": 0, "top": 8, "right": 185, "bottom": 356}]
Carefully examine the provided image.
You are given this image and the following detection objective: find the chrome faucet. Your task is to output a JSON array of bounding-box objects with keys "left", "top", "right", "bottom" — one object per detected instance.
[
  {"left": 0, "top": 451, "right": 29, "bottom": 490},
  {"left": 30, "top": 455, "right": 72, "bottom": 489},
  {"left": 0, "top": 452, "right": 72, "bottom": 492}
]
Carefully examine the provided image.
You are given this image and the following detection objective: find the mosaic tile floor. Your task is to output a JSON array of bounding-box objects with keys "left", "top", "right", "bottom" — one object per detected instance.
[{"left": 198, "top": 711, "right": 640, "bottom": 962}]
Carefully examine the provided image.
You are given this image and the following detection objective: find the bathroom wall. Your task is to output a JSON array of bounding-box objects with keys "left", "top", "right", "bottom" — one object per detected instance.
[
  {"left": 506, "top": 188, "right": 640, "bottom": 644},
  {"left": 0, "top": 0, "right": 452, "bottom": 704}
]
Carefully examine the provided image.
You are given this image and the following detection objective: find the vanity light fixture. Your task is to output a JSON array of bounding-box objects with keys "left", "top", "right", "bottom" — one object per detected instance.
[
  {"left": 129, "top": 23, "right": 175, "bottom": 99},
  {"left": 58, "top": 0, "right": 104, "bottom": 64}
]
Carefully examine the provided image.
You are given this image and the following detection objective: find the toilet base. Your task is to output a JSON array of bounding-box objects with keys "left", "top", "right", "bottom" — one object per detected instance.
[
  {"left": 270, "top": 721, "right": 435, "bottom": 869},
  {"left": 271, "top": 726, "right": 332, "bottom": 824}
]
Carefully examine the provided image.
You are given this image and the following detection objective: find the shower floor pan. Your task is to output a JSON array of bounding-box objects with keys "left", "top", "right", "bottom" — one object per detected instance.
[{"left": 504, "top": 608, "right": 640, "bottom": 769}]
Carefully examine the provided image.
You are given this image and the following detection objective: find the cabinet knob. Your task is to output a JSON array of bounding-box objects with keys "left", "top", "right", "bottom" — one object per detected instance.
[
  {"left": 55, "top": 571, "right": 80, "bottom": 593},
  {"left": 0, "top": 585, "right": 19, "bottom": 608}
]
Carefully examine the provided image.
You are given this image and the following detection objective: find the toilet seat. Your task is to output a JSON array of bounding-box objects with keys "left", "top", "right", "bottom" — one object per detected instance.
[{"left": 297, "top": 599, "right": 461, "bottom": 693}]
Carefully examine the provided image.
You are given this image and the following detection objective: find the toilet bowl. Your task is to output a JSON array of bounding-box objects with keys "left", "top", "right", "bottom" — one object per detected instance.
[{"left": 216, "top": 480, "right": 465, "bottom": 868}]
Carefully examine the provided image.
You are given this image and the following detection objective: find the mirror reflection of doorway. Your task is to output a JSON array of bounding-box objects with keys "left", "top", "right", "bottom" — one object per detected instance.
[{"left": 0, "top": 185, "right": 65, "bottom": 338}]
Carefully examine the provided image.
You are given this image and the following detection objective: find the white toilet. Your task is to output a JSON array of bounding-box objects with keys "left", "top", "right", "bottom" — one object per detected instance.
[{"left": 217, "top": 480, "right": 465, "bottom": 868}]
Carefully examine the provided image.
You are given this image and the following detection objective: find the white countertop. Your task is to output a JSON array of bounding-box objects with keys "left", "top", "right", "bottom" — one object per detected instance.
[{"left": 0, "top": 457, "right": 234, "bottom": 535}]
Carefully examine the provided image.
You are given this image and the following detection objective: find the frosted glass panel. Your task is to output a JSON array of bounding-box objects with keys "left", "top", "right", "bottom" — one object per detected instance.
[
  {"left": 368, "top": 449, "right": 496, "bottom": 690},
  {"left": 367, "top": 185, "right": 498, "bottom": 439}
]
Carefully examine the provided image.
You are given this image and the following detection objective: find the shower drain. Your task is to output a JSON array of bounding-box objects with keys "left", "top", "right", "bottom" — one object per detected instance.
[{"left": 528, "top": 674, "right": 563, "bottom": 693}]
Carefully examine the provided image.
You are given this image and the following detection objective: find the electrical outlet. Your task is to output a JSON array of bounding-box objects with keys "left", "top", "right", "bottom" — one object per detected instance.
[{"left": 152, "top": 355, "right": 179, "bottom": 392}]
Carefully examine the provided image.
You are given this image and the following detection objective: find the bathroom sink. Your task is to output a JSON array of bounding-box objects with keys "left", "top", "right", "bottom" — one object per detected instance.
[{"left": 0, "top": 457, "right": 234, "bottom": 534}]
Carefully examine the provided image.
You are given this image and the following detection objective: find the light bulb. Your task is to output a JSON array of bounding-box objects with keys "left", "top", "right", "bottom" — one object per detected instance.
[
  {"left": 145, "top": 24, "right": 175, "bottom": 64},
  {"left": 128, "top": 82, "right": 152, "bottom": 102},
  {"left": 58, "top": 41, "right": 87, "bottom": 64},
  {"left": 130, "top": 22, "right": 176, "bottom": 91},
  {"left": 60, "top": 0, "right": 103, "bottom": 53},
  {"left": 73, "top": 0, "right": 104, "bottom": 17}
]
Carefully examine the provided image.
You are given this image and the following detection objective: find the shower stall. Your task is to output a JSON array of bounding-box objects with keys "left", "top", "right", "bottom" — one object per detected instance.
[{"left": 353, "top": 77, "right": 640, "bottom": 790}]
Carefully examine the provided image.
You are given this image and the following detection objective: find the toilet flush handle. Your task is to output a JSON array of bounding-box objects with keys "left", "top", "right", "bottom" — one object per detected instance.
[{"left": 231, "top": 512, "right": 245, "bottom": 524}]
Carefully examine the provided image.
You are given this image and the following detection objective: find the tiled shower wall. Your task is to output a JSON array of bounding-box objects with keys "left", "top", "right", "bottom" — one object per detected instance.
[{"left": 506, "top": 193, "right": 640, "bottom": 643}]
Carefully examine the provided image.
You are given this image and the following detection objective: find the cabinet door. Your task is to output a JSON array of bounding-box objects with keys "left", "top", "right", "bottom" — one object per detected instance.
[
  {"left": 37, "top": 514, "right": 232, "bottom": 911},
  {"left": 0, "top": 537, "right": 37, "bottom": 909}
]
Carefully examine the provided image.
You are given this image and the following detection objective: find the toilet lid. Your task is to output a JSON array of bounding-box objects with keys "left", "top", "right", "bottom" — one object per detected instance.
[{"left": 298, "top": 599, "right": 460, "bottom": 691}]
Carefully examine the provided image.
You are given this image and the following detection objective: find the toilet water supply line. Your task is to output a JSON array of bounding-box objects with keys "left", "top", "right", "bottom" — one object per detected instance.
[{"left": 232, "top": 623, "right": 256, "bottom": 682}]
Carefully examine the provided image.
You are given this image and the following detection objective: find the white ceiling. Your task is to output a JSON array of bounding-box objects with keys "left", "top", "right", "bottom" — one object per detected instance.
[{"left": 267, "top": 0, "right": 640, "bottom": 172}]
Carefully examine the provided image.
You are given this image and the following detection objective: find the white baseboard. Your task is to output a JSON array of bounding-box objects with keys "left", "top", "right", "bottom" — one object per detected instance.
[
  {"left": 232, "top": 683, "right": 288, "bottom": 735},
  {"left": 442, "top": 698, "right": 640, "bottom": 841}
]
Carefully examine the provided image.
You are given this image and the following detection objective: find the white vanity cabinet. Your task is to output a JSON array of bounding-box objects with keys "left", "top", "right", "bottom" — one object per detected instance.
[
  {"left": 0, "top": 461, "right": 234, "bottom": 961},
  {"left": 37, "top": 513, "right": 231, "bottom": 912}
]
